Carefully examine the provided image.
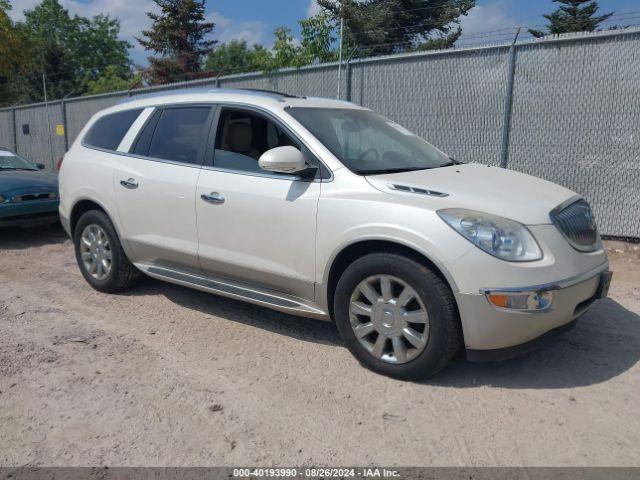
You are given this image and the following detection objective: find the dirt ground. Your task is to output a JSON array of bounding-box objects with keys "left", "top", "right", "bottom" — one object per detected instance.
[{"left": 1, "top": 224, "right": 639, "bottom": 467}]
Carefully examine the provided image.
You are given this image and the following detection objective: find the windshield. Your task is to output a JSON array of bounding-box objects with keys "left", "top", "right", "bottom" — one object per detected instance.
[
  {"left": 0, "top": 151, "right": 37, "bottom": 171},
  {"left": 287, "top": 107, "right": 453, "bottom": 174}
]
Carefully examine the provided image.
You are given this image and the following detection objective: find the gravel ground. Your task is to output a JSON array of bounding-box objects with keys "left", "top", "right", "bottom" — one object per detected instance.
[{"left": 1, "top": 224, "right": 639, "bottom": 467}]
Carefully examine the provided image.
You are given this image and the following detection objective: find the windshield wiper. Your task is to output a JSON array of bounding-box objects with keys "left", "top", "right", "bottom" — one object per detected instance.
[{"left": 0, "top": 167, "right": 36, "bottom": 171}]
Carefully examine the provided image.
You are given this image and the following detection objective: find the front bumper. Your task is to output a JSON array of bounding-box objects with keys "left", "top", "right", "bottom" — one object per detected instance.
[
  {"left": 456, "top": 263, "right": 610, "bottom": 359},
  {"left": 0, "top": 200, "right": 60, "bottom": 228}
]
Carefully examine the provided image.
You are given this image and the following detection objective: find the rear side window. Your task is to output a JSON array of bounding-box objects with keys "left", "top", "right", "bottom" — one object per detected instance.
[
  {"left": 83, "top": 109, "right": 143, "bottom": 151},
  {"left": 132, "top": 107, "right": 212, "bottom": 165}
]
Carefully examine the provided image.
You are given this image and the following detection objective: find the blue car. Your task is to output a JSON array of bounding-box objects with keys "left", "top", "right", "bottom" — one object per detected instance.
[{"left": 0, "top": 148, "right": 59, "bottom": 228}]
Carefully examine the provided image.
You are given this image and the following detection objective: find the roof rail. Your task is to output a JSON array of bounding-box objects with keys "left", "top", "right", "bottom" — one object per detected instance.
[
  {"left": 118, "top": 87, "right": 302, "bottom": 105},
  {"left": 234, "top": 88, "right": 302, "bottom": 98}
]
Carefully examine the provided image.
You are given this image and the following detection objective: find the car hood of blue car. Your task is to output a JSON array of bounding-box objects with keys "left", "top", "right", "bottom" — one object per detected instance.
[{"left": 0, "top": 170, "right": 59, "bottom": 197}]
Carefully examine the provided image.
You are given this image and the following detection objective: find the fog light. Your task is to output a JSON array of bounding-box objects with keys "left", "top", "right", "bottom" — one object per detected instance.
[{"left": 486, "top": 291, "right": 553, "bottom": 312}]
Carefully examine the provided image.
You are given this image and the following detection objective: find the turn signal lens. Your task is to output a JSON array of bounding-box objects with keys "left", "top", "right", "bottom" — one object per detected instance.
[{"left": 487, "top": 291, "right": 553, "bottom": 312}]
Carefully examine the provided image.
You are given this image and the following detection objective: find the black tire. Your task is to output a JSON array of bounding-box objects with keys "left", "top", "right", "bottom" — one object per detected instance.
[
  {"left": 333, "top": 253, "right": 461, "bottom": 380},
  {"left": 73, "top": 209, "right": 140, "bottom": 293}
]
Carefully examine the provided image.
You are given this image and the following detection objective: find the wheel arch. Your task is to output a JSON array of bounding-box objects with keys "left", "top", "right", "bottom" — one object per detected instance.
[{"left": 323, "top": 238, "right": 460, "bottom": 319}]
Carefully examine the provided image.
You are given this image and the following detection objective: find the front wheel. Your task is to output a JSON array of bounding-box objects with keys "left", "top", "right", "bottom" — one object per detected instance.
[
  {"left": 73, "top": 210, "right": 140, "bottom": 293},
  {"left": 333, "top": 253, "right": 461, "bottom": 380}
]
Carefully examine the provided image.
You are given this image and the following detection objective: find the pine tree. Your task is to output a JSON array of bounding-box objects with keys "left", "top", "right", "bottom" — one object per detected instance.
[
  {"left": 317, "top": 0, "right": 475, "bottom": 57},
  {"left": 137, "top": 0, "right": 216, "bottom": 84},
  {"left": 529, "top": 0, "right": 613, "bottom": 38}
]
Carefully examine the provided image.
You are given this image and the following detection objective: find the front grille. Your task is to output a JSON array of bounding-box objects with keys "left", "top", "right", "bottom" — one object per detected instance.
[
  {"left": 550, "top": 199, "right": 599, "bottom": 251},
  {"left": 11, "top": 192, "right": 58, "bottom": 203}
]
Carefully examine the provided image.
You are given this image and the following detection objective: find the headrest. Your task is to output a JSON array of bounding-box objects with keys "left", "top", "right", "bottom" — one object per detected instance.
[{"left": 227, "top": 122, "right": 253, "bottom": 153}]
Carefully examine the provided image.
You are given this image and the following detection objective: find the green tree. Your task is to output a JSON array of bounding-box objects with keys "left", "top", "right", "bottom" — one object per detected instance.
[
  {"left": 204, "top": 40, "right": 272, "bottom": 75},
  {"left": 85, "top": 65, "right": 143, "bottom": 95},
  {"left": 317, "top": 0, "right": 475, "bottom": 57},
  {"left": 137, "top": 0, "right": 216, "bottom": 84},
  {"left": 16, "top": 0, "right": 131, "bottom": 101},
  {"left": 529, "top": 0, "right": 613, "bottom": 38},
  {"left": 0, "top": 0, "right": 33, "bottom": 105},
  {"left": 299, "top": 12, "right": 338, "bottom": 64}
]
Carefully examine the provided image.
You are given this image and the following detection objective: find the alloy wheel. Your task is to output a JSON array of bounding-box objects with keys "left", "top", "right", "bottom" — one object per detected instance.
[
  {"left": 79, "top": 224, "right": 112, "bottom": 281},
  {"left": 349, "top": 275, "right": 429, "bottom": 364}
]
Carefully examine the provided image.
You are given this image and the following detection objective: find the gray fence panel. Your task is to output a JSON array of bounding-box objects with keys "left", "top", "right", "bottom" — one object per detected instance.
[
  {"left": 65, "top": 93, "right": 128, "bottom": 146},
  {"left": 508, "top": 33, "right": 640, "bottom": 238},
  {"left": 220, "top": 64, "right": 342, "bottom": 98},
  {"left": 349, "top": 48, "right": 510, "bottom": 166},
  {"left": 0, "top": 110, "right": 13, "bottom": 150},
  {"left": 15, "top": 103, "right": 66, "bottom": 170}
]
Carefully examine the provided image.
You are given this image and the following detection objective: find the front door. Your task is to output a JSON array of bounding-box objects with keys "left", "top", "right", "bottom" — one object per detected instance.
[{"left": 195, "top": 107, "right": 320, "bottom": 300}]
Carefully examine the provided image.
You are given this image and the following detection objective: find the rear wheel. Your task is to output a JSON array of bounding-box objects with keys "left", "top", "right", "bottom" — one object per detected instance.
[
  {"left": 73, "top": 210, "right": 140, "bottom": 293},
  {"left": 333, "top": 253, "right": 461, "bottom": 380}
]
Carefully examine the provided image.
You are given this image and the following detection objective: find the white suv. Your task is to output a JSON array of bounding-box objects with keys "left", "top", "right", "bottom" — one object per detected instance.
[{"left": 59, "top": 89, "right": 611, "bottom": 379}]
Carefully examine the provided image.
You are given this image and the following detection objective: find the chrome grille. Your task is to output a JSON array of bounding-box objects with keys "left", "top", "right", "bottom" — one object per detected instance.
[{"left": 550, "top": 199, "right": 599, "bottom": 251}]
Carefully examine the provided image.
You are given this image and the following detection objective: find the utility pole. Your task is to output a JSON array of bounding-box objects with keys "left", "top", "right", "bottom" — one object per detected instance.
[
  {"left": 337, "top": 15, "right": 344, "bottom": 100},
  {"left": 42, "top": 73, "right": 55, "bottom": 170}
]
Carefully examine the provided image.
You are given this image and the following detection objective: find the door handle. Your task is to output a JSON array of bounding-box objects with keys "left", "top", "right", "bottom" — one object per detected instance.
[
  {"left": 120, "top": 178, "right": 139, "bottom": 189},
  {"left": 201, "top": 192, "right": 225, "bottom": 204}
]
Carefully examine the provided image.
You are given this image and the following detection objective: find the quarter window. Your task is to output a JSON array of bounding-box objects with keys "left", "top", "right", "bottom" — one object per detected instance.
[
  {"left": 213, "top": 108, "right": 299, "bottom": 174},
  {"left": 84, "top": 109, "right": 143, "bottom": 151}
]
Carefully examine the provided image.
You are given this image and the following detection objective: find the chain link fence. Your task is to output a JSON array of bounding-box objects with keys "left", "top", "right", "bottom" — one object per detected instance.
[{"left": 0, "top": 28, "right": 638, "bottom": 238}]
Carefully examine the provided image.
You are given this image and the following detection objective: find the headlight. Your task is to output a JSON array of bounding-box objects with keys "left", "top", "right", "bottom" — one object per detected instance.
[
  {"left": 438, "top": 209, "right": 542, "bottom": 262},
  {"left": 0, "top": 195, "right": 5, "bottom": 203}
]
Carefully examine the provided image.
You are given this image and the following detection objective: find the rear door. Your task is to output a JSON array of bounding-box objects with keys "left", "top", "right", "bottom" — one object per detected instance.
[{"left": 112, "top": 105, "right": 214, "bottom": 271}]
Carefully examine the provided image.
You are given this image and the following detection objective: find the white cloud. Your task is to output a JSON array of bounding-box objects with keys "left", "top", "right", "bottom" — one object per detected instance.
[
  {"left": 459, "top": 0, "right": 520, "bottom": 43},
  {"left": 307, "top": 0, "right": 321, "bottom": 17},
  {"left": 210, "top": 10, "right": 267, "bottom": 47}
]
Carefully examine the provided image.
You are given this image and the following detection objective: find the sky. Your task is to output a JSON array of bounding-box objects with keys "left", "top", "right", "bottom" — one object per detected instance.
[{"left": 7, "top": 0, "right": 640, "bottom": 65}]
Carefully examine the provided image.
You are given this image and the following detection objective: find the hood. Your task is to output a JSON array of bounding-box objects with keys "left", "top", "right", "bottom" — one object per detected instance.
[
  {"left": 0, "top": 170, "right": 59, "bottom": 197},
  {"left": 365, "top": 163, "right": 576, "bottom": 225}
]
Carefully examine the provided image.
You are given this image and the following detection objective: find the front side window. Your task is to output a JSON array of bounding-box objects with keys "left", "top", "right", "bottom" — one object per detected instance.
[
  {"left": 213, "top": 108, "right": 298, "bottom": 174},
  {"left": 287, "top": 107, "right": 453, "bottom": 175},
  {"left": 84, "top": 108, "right": 143, "bottom": 151},
  {"left": 145, "top": 107, "right": 212, "bottom": 165}
]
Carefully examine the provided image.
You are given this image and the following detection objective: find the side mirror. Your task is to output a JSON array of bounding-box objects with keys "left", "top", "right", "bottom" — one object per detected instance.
[
  {"left": 35, "top": 163, "right": 46, "bottom": 170},
  {"left": 259, "top": 146, "right": 309, "bottom": 175}
]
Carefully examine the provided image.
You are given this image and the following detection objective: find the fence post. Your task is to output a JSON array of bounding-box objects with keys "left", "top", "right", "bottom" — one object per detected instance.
[
  {"left": 345, "top": 59, "right": 352, "bottom": 102},
  {"left": 11, "top": 107, "right": 17, "bottom": 152},
  {"left": 61, "top": 99, "right": 69, "bottom": 152},
  {"left": 500, "top": 28, "right": 521, "bottom": 169}
]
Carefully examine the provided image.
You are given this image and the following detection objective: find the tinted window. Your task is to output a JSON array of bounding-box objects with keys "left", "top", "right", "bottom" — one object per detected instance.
[
  {"left": 146, "top": 107, "right": 211, "bottom": 164},
  {"left": 214, "top": 109, "right": 298, "bottom": 174},
  {"left": 84, "top": 109, "right": 143, "bottom": 151}
]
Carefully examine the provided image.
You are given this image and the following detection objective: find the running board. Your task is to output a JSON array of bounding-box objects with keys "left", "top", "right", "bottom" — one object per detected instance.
[{"left": 142, "top": 265, "right": 329, "bottom": 320}]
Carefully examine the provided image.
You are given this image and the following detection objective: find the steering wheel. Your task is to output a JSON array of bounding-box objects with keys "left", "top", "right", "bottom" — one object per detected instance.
[{"left": 358, "top": 148, "right": 379, "bottom": 162}]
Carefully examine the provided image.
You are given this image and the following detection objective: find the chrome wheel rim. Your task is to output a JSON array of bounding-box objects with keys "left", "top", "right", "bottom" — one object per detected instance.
[
  {"left": 349, "top": 275, "right": 429, "bottom": 364},
  {"left": 80, "top": 224, "right": 112, "bottom": 281}
]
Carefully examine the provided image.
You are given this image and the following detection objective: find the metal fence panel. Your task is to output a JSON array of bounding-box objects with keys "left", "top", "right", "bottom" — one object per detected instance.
[
  {"left": 220, "top": 64, "right": 342, "bottom": 98},
  {"left": 15, "top": 103, "right": 66, "bottom": 170},
  {"left": 0, "top": 29, "right": 639, "bottom": 237},
  {"left": 0, "top": 110, "right": 13, "bottom": 150},
  {"left": 349, "top": 47, "right": 510, "bottom": 166},
  {"left": 508, "top": 32, "right": 640, "bottom": 238}
]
